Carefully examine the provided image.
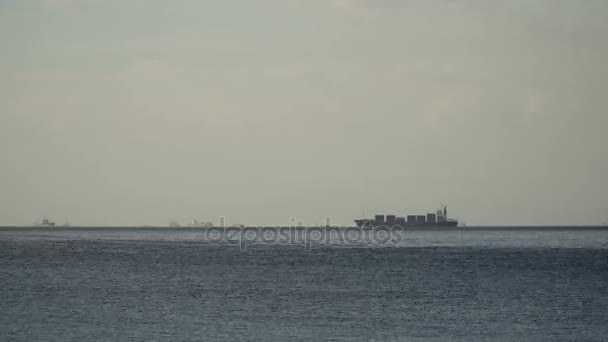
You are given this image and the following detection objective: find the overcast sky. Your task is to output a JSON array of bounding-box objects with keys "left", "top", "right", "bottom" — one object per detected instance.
[{"left": 1, "top": 0, "right": 607, "bottom": 226}]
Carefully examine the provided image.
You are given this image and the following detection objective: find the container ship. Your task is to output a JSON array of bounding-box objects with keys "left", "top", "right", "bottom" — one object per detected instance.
[{"left": 355, "top": 205, "right": 458, "bottom": 228}]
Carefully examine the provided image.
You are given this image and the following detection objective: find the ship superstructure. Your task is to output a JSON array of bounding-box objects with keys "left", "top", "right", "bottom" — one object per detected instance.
[{"left": 38, "top": 217, "right": 56, "bottom": 227}]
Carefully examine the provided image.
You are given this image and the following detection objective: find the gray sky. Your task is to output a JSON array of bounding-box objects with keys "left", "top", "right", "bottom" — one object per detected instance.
[{"left": 1, "top": 0, "right": 607, "bottom": 226}]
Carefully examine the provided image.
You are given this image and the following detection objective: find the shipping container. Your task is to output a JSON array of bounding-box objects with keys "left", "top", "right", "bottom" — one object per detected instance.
[
  {"left": 407, "top": 215, "right": 417, "bottom": 225},
  {"left": 396, "top": 217, "right": 406, "bottom": 226},
  {"left": 374, "top": 215, "right": 385, "bottom": 225}
]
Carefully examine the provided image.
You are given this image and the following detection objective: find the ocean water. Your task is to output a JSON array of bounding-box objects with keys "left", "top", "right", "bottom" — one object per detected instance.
[{"left": 1, "top": 227, "right": 607, "bottom": 341}]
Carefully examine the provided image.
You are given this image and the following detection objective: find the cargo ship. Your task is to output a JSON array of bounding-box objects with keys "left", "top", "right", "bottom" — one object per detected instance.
[{"left": 355, "top": 205, "right": 458, "bottom": 228}]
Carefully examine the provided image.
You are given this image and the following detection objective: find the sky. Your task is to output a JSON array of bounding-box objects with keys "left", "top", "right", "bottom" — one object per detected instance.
[{"left": 1, "top": 0, "right": 607, "bottom": 226}]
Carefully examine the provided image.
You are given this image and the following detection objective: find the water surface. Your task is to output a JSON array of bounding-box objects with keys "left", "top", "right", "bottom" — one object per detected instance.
[{"left": 1, "top": 228, "right": 607, "bottom": 341}]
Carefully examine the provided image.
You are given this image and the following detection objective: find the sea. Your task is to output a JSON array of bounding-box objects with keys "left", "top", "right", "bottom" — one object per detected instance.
[{"left": 1, "top": 227, "right": 607, "bottom": 341}]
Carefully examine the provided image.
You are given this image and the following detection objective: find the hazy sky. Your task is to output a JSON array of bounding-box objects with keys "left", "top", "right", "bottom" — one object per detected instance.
[{"left": 1, "top": 0, "right": 607, "bottom": 226}]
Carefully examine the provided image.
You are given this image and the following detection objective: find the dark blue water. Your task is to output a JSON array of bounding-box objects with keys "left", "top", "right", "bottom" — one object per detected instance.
[{"left": 1, "top": 228, "right": 607, "bottom": 341}]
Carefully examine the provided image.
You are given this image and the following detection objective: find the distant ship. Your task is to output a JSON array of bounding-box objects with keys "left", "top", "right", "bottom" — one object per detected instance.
[
  {"left": 355, "top": 205, "right": 458, "bottom": 228},
  {"left": 188, "top": 219, "right": 214, "bottom": 228},
  {"left": 38, "top": 217, "right": 56, "bottom": 227}
]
